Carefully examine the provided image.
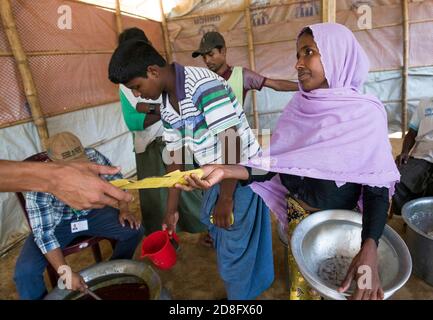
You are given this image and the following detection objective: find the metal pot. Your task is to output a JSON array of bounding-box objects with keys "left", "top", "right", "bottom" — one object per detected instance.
[
  {"left": 291, "top": 209, "right": 412, "bottom": 300},
  {"left": 402, "top": 197, "right": 433, "bottom": 286},
  {"left": 44, "top": 259, "right": 170, "bottom": 300}
]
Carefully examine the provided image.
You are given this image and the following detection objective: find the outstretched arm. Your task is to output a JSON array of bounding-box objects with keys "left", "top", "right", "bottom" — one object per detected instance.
[
  {"left": 338, "top": 186, "right": 389, "bottom": 300},
  {"left": 176, "top": 164, "right": 250, "bottom": 191},
  {"left": 0, "top": 160, "right": 132, "bottom": 209},
  {"left": 264, "top": 78, "right": 298, "bottom": 91},
  {"left": 136, "top": 103, "right": 162, "bottom": 128},
  {"left": 396, "top": 128, "right": 417, "bottom": 167}
]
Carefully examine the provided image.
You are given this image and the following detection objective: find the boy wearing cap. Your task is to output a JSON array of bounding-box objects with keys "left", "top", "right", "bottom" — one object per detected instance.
[
  {"left": 109, "top": 41, "right": 274, "bottom": 300},
  {"left": 192, "top": 31, "right": 298, "bottom": 107},
  {"left": 14, "top": 132, "right": 144, "bottom": 300}
]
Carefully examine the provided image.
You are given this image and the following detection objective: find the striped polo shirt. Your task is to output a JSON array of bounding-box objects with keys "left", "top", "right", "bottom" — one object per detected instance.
[{"left": 161, "top": 63, "right": 260, "bottom": 166}]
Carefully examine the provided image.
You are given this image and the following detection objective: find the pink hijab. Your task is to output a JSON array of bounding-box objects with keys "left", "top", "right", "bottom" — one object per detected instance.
[{"left": 246, "top": 23, "right": 400, "bottom": 226}]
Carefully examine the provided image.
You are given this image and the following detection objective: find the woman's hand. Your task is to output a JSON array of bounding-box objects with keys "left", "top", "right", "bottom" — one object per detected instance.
[
  {"left": 212, "top": 197, "right": 234, "bottom": 229},
  {"left": 338, "top": 239, "right": 384, "bottom": 300},
  {"left": 175, "top": 165, "right": 225, "bottom": 191}
]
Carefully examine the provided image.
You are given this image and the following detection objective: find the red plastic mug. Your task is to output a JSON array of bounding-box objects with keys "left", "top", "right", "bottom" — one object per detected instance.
[{"left": 140, "top": 230, "right": 179, "bottom": 270}]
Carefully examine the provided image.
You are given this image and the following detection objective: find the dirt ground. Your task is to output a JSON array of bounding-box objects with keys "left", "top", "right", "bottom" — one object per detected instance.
[{"left": 1, "top": 137, "right": 433, "bottom": 300}]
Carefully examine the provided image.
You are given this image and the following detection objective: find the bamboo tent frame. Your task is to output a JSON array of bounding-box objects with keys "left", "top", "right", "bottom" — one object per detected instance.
[
  {"left": 160, "top": 0, "right": 173, "bottom": 63},
  {"left": 402, "top": 0, "right": 409, "bottom": 138},
  {"left": 164, "top": 0, "right": 427, "bottom": 136},
  {"left": 167, "top": 0, "right": 321, "bottom": 22},
  {"left": 0, "top": 0, "right": 49, "bottom": 150},
  {"left": 115, "top": 0, "right": 124, "bottom": 36},
  {"left": 0, "top": 0, "right": 164, "bottom": 255},
  {"left": 244, "top": 0, "right": 259, "bottom": 129},
  {"left": 0, "top": 0, "right": 168, "bottom": 134},
  {"left": 0, "top": 0, "right": 429, "bottom": 141},
  {"left": 321, "top": 0, "right": 336, "bottom": 23},
  {"left": 0, "top": 0, "right": 431, "bottom": 256}
]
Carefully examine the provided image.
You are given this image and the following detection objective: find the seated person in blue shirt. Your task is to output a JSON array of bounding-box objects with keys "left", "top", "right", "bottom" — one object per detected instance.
[{"left": 14, "top": 131, "right": 144, "bottom": 300}]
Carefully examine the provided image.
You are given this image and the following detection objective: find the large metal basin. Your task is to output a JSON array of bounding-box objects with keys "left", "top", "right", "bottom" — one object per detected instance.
[
  {"left": 402, "top": 197, "right": 433, "bottom": 286},
  {"left": 44, "top": 260, "right": 165, "bottom": 300},
  {"left": 291, "top": 210, "right": 412, "bottom": 300}
]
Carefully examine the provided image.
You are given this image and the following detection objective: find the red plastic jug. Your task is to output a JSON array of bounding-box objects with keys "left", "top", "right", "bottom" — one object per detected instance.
[{"left": 140, "top": 230, "right": 179, "bottom": 270}]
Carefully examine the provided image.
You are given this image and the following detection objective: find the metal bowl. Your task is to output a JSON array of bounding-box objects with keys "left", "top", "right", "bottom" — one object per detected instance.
[
  {"left": 402, "top": 197, "right": 433, "bottom": 286},
  {"left": 44, "top": 259, "right": 166, "bottom": 300},
  {"left": 291, "top": 210, "right": 412, "bottom": 300}
]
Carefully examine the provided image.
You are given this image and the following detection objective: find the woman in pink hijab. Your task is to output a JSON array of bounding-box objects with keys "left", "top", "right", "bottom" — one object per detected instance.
[{"left": 178, "top": 23, "right": 400, "bottom": 300}]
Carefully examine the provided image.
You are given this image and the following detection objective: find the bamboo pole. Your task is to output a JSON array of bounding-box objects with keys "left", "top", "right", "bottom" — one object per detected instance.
[
  {"left": 168, "top": 8, "right": 245, "bottom": 22},
  {"left": 64, "top": 0, "right": 160, "bottom": 23},
  {"left": 0, "top": 118, "right": 33, "bottom": 130},
  {"left": 27, "top": 50, "right": 114, "bottom": 56},
  {"left": 0, "top": 11, "right": 418, "bottom": 58},
  {"left": 172, "top": 19, "right": 419, "bottom": 55},
  {"left": 0, "top": 0, "right": 49, "bottom": 149},
  {"left": 401, "top": 0, "right": 409, "bottom": 138},
  {"left": 115, "top": 0, "right": 123, "bottom": 36},
  {"left": 170, "top": 17, "right": 432, "bottom": 54},
  {"left": 321, "top": 0, "right": 336, "bottom": 23},
  {"left": 41, "top": 99, "right": 120, "bottom": 118},
  {"left": 0, "top": 97, "right": 122, "bottom": 129},
  {"left": 159, "top": 0, "right": 173, "bottom": 63},
  {"left": 9, "top": 48, "right": 162, "bottom": 57},
  {"left": 117, "top": 10, "right": 159, "bottom": 23},
  {"left": 166, "top": 0, "right": 313, "bottom": 22},
  {"left": 87, "top": 131, "right": 130, "bottom": 149},
  {"left": 245, "top": 0, "right": 259, "bottom": 130},
  {"left": 0, "top": 50, "right": 114, "bottom": 57}
]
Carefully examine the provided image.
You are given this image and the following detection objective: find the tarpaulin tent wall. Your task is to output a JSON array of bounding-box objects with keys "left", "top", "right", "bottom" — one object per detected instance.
[
  {"left": 164, "top": 0, "right": 433, "bottom": 133},
  {"left": 0, "top": 0, "right": 165, "bottom": 255},
  {"left": 1, "top": 0, "right": 433, "bottom": 254}
]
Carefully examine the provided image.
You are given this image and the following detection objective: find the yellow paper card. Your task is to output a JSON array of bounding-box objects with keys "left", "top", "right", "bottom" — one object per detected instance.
[{"left": 110, "top": 168, "right": 204, "bottom": 190}]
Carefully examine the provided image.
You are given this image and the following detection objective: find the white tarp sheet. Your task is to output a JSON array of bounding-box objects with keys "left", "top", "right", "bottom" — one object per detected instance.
[
  {"left": 245, "top": 66, "right": 433, "bottom": 133},
  {"left": 167, "top": 0, "right": 433, "bottom": 135},
  {"left": 0, "top": 102, "right": 134, "bottom": 254}
]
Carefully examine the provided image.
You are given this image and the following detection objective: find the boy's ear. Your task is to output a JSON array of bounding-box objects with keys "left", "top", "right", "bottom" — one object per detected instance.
[{"left": 147, "top": 65, "right": 160, "bottom": 79}]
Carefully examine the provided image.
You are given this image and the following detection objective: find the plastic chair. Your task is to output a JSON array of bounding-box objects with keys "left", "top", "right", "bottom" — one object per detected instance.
[{"left": 15, "top": 152, "right": 116, "bottom": 287}]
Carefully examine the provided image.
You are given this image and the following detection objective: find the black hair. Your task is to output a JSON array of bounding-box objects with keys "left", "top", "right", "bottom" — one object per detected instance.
[
  {"left": 108, "top": 40, "right": 166, "bottom": 84},
  {"left": 299, "top": 27, "right": 314, "bottom": 38},
  {"left": 118, "top": 27, "right": 149, "bottom": 44}
]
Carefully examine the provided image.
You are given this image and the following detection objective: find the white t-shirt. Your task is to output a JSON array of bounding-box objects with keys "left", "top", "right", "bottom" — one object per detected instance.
[
  {"left": 409, "top": 97, "right": 433, "bottom": 163},
  {"left": 119, "top": 84, "right": 163, "bottom": 153}
]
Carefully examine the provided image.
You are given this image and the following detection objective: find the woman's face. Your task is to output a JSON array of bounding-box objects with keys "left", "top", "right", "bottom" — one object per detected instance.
[{"left": 295, "top": 33, "right": 328, "bottom": 91}]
